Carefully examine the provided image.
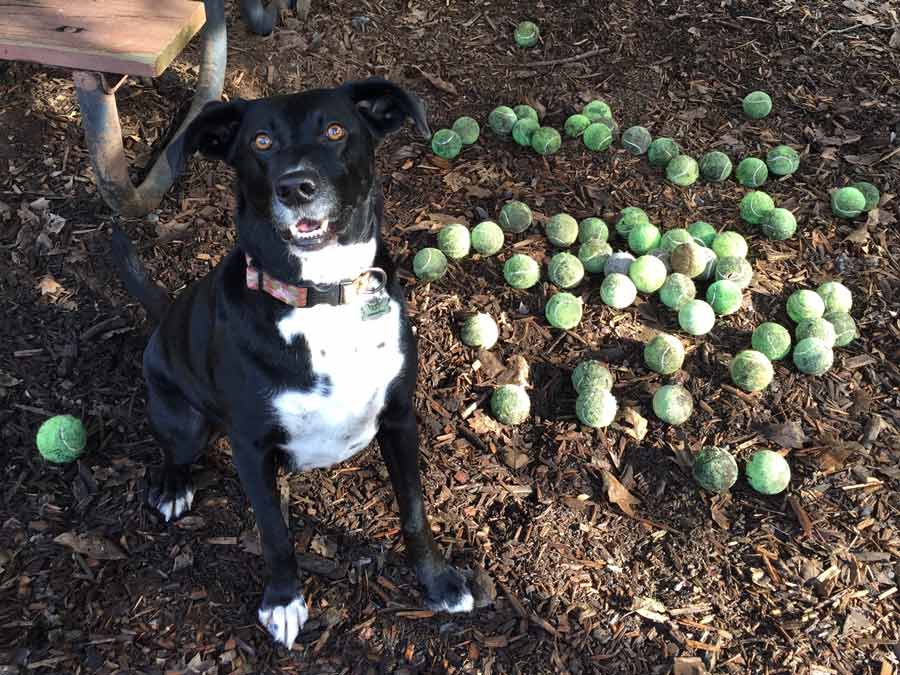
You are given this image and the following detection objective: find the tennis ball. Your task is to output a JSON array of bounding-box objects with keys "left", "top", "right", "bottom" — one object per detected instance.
[
  {"left": 578, "top": 240, "right": 613, "bottom": 273},
  {"left": 491, "top": 384, "right": 530, "bottom": 425},
  {"left": 787, "top": 289, "right": 825, "bottom": 323},
  {"left": 471, "top": 221, "right": 505, "bottom": 256},
  {"left": 629, "top": 255, "right": 668, "bottom": 293},
  {"left": 431, "top": 129, "right": 462, "bottom": 159},
  {"left": 766, "top": 145, "right": 800, "bottom": 176},
  {"left": 824, "top": 311, "right": 857, "bottom": 347},
  {"left": 740, "top": 190, "right": 775, "bottom": 225},
  {"left": 792, "top": 337, "right": 833, "bottom": 375},
  {"left": 622, "top": 126, "right": 652, "bottom": 155},
  {"left": 600, "top": 273, "right": 637, "bottom": 308},
  {"left": 595, "top": 115, "right": 619, "bottom": 138},
  {"left": 545, "top": 213, "right": 579, "bottom": 247},
  {"left": 565, "top": 114, "right": 591, "bottom": 138},
  {"left": 745, "top": 450, "right": 790, "bottom": 495},
  {"left": 628, "top": 222, "right": 662, "bottom": 255},
  {"left": 545, "top": 292, "right": 583, "bottom": 330},
  {"left": 583, "top": 123, "right": 613, "bottom": 151},
  {"left": 648, "top": 248, "right": 671, "bottom": 273},
  {"left": 697, "top": 247, "right": 718, "bottom": 282},
  {"left": 488, "top": 106, "right": 518, "bottom": 135},
  {"left": 796, "top": 317, "right": 836, "bottom": 348},
  {"left": 437, "top": 223, "right": 470, "bottom": 259},
  {"left": 578, "top": 217, "right": 608, "bottom": 244},
  {"left": 647, "top": 137, "right": 680, "bottom": 167},
  {"left": 644, "top": 333, "right": 685, "bottom": 375},
  {"left": 712, "top": 231, "right": 748, "bottom": 259},
  {"left": 699, "top": 151, "right": 733, "bottom": 182},
  {"left": 503, "top": 253, "right": 540, "bottom": 289},
  {"left": 499, "top": 201, "right": 533, "bottom": 233},
  {"left": 688, "top": 221, "right": 717, "bottom": 247},
  {"left": 736, "top": 157, "right": 768, "bottom": 188},
  {"left": 452, "top": 116, "right": 480, "bottom": 145},
  {"left": 548, "top": 252, "right": 585, "bottom": 289},
  {"left": 531, "top": 127, "right": 562, "bottom": 155},
  {"left": 659, "top": 228, "right": 693, "bottom": 253},
  {"left": 678, "top": 300, "right": 716, "bottom": 336},
  {"left": 831, "top": 187, "right": 866, "bottom": 219},
  {"left": 659, "top": 273, "right": 696, "bottom": 310},
  {"left": 572, "top": 361, "right": 614, "bottom": 394},
  {"left": 670, "top": 242, "right": 707, "bottom": 278},
  {"left": 575, "top": 388, "right": 618, "bottom": 428},
  {"left": 762, "top": 208, "right": 797, "bottom": 240},
  {"left": 460, "top": 313, "right": 499, "bottom": 349},
  {"left": 512, "top": 118, "right": 540, "bottom": 146},
  {"left": 413, "top": 248, "right": 448, "bottom": 281},
  {"left": 583, "top": 100, "right": 612, "bottom": 122},
  {"left": 615, "top": 207, "right": 650, "bottom": 237},
  {"left": 752, "top": 322, "right": 792, "bottom": 361},
  {"left": 36, "top": 415, "right": 86, "bottom": 463},
  {"left": 514, "top": 20, "right": 539, "bottom": 47},
  {"left": 851, "top": 181, "right": 879, "bottom": 211},
  {"left": 666, "top": 155, "right": 699, "bottom": 186},
  {"left": 693, "top": 446, "right": 738, "bottom": 494},
  {"left": 603, "top": 251, "right": 635, "bottom": 276},
  {"left": 730, "top": 350, "right": 774, "bottom": 392},
  {"left": 706, "top": 279, "right": 743, "bottom": 316},
  {"left": 715, "top": 256, "right": 753, "bottom": 289},
  {"left": 652, "top": 384, "right": 693, "bottom": 425},
  {"left": 514, "top": 104, "right": 539, "bottom": 123},
  {"left": 742, "top": 91, "right": 772, "bottom": 119},
  {"left": 816, "top": 281, "right": 852, "bottom": 314}
]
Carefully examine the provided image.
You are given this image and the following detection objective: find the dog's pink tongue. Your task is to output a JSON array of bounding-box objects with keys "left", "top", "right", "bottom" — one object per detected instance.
[{"left": 296, "top": 219, "right": 319, "bottom": 233}]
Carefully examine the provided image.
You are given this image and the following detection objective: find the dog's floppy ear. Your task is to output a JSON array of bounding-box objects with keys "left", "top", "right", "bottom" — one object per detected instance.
[
  {"left": 342, "top": 78, "right": 431, "bottom": 140},
  {"left": 167, "top": 99, "right": 247, "bottom": 175}
]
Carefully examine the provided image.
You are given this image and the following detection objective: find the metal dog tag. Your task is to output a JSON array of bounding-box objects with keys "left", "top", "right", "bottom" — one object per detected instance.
[{"left": 361, "top": 293, "right": 391, "bottom": 321}]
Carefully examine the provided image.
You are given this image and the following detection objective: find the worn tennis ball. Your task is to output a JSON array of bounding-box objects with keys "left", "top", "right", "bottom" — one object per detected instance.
[
  {"left": 762, "top": 208, "right": 797, "bottom": 240},
  {"left": 628, "top": 222, "right": 662, "bottom": 255},
  {"left": 629, "top": 255, "right": 668, "bottom": 293},
  {"left": 706, "top": 279, "right": 743, "bottom": 316},
  {"left": 575, "top": 388, "right": 617, "bottom": 428},
  {"left": 499, "top": 201, "right": 533, "bottom": 233},
  {"left": 693, "top": 446, "right": 739, "bottom": 494},
  {"left": 437, "top": 223, "right": 470, "bottom": 259},
  {"left": 531, "top": 127, "right": 562, "bottom": 155},
  {"left": 565, "top": 114, "right": 591, "bottom": 138},
  {"left": 697, "top": 246, "right": 718, "bottom": 282},
  {"left": 615, "top": 207, "right": 651, "bottom": 237},
  {"left": 688, "top": 221, "right": 717, "bottom": 247},
  {"left": 578, "top": 217, "right": 608, "bottom": 244},
  {"left": 644, "top": 333, "right": 685, "bottom": 375},
  {"left": 659, "top": 273, "right": 696, "bottom": 310},
  {"left": 816, "top": 281, "right": 852, "bottom": 314},
  {"left": 792, "top": 337, "right": 833, "bottom": 375},
  {"left": 752, "top": 322, "right": 792, "bottom": 361},
  {"left": 512, "top": 118, "right": 540, "bottom": 146},
  {"left": 622, "top": 126, "right": 652, "bottom": 155},
  {"left": 831, "top": 187, "right": 866, "bottom": 219},
  {"left": 652, "top": 384, "right": 693, "bottom": 425},
  {"left": 746, "top": 451, "right": 790, "bottom": 495},
  {"left": 582, "top": 100, "right": 612, "bottom": 122},
  {"left": 452, "top": 116, "right": 480, "bottom": 145},
  {"left": 670, "top": 242, "right": 707, "bottom": 278},
  {"left": 603, "top": 251, "right": 635, "bottom": 276},
  {"left": 36, "top": 415, "right": 86, "bottom": 463},
  {"left": 595, "top": 115, "right": 619, "bottom": 139},
  {"left": 787, "top": 289, "right": 825, "bottom": 323},
  {"left": 545, "top": 292, "right": 583, "bottom": 330},
  {"left": 572, "top": 361, "right": 614, "bottom": 394},
  {"left": 796, "top": 317, "right": 836, "bottom": 348},
  {"left": 583, "top": 123, "right": 613, "bottom": 151},
  {"left": 766, "top": 145, "right": 800, "bottom": 176},
  {"left": 715, "top": 256, "right": 753, "bottom": 289},
  {"left": 600, "top": 273, "right": 637, "bottom": 308},
  {"left": 736, "top": 157, "right": 768, "bottom": 188},
  {"left": 545, "top": 213, "right": 579, "bottom": 247},
  {"left": 648, "top": 248, "right": 671, "bottom": 273},
  {"left": 824, "top": 311, "right": 857, "bottom": 347},
  {"left": 503, "top": 253, "right": 540, "bottom": 289},
  {"left": 578, "top": 240, "right": 613, "bottom": 273},
  {"left": 514, "top": 20, "right": 540, "bottom": 47},
  {"left": 730, "top": 350, "right": 774, "bottom": 392},
  {"left": 850, "top": 181, "right": 879, "bottom": 211},
  {"left": 413, "top": 247, "right": 448, "bottom": 281},
  {"left": 471, "top": 221, "right": 505, "bottom": 256},
  {"left": 488, "top": 106, "right": 518, "bottom": 135},
  {"left": 678, "top": 299, "right": 716, "bottom": 336},
  {"left": 699, "top": 151, "right": 733, "bottom": 182},
  {"left": 460, "top": 313, "right": 499, "bottom": 349},
  {"left": 666, "top": 155, "right": 699, "bottom": 186},
  {"left": 712, "top": 232, "right": 748, "bottom": 260},
  {"left": 740, "top": 190, "right": 776, "bottom": 225},
  {"left": 491, "top": 384, "right": 530, "bottom": 425},
  {"left": 431, "top": 129, "right": 463, "bottom": 159},
  {"left": 647, "top": 137, "right": 680, "bottom": 167},
  {"left": 548, "top": 252, "right": 585, "bottom": 289},
  {"left": 659, "top": 228, "right": 693, "bottom": 253},
  {"left": 514, "top": 104, "right": 539, "bottom": 123},
  {"left": 742, "top": 91, "right": 772, "bottom": 119}
]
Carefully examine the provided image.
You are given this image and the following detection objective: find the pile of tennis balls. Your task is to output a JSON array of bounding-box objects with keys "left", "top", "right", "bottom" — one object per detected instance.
[
  {"left": 431, "top": 115, "right": 481, "bottom": 160},
  {"left": 571, "top": 361, "right": 617, "bottom": 428},
  {"left": 692, "top": 446, "right": 791, "bottom": 495}
]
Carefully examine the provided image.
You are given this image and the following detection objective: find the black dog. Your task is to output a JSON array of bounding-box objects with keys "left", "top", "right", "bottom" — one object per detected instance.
[{"left": 112, "top": 78, "right": 473, "bottom": 648}]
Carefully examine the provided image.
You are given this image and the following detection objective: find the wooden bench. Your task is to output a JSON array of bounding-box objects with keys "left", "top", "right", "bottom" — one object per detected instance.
[{"left": 0, "top": 0, "right": 228, "bottom": 216}]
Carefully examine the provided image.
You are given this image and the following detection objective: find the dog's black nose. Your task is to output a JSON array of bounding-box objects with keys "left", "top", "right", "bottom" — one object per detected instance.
[{"left": 276, "top": 170, "right": 319, "bottom": 205}]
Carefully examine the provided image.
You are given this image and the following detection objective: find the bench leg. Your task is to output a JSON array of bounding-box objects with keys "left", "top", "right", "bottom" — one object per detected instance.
[{"left": 73, "top": 0, "right": 228, "bottom": 217}]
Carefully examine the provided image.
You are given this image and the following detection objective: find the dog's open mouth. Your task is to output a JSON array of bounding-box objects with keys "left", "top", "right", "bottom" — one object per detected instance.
[{"left": 282, "top": 218, "right": 328, "bottom": 244}]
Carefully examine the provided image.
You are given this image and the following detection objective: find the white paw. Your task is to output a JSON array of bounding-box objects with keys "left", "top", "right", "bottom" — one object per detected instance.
[
  {"left": 258, "top": 595, "right": 308, "bottom": 649},
  {"left": 432, "top": 588, "right": 475, "bottom": 614},
  {"left": 156, "top": 488, "right": 194, "bottom": 522}
]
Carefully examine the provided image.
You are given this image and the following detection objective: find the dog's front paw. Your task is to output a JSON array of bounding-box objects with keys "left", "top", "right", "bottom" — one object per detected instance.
[
  {"left": 259, "top": 595, "right": 308, "bottom": 649},
  {"left": 423, "top": 566, "right": 474, "bottom": 614},
  {"left": 148, "top": 468, "right": 194, "bottom": 522}
]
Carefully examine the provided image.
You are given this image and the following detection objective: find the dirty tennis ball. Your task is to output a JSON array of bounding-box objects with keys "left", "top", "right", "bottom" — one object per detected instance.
[
  {"left": 615, "top": 207, "right": 650, "bottom": 237},
  {"left": 36, "top": 414, "right": 87, "bottom": 464},
  {"left": 739, "top": 190, "right": 775, "bottom": 225},
  {"left": 460, "top": 313, "right": 499, "bottom": 349},
  {"left": 796, "top": 317, "right": 837, "bottom": 348},
  {"left": 762, "top": 208, "right": 797, "bottom": 240},
  {"left": 816, "top": 281, "right": 852, "bottom": 314},
  {"left": 470, "top": 221, "right": 504, "bottom": 256},
  {"left": 511, "top": 118, "right": 540, "bottom": 146},
  {"left": 413, "top": 247, "right": 448, "bottom": 281},
  {"left": 578, "top": 240, "right": 613, "bottom": 273},
  {"left": 622, "top": 126, "right": 652, "bottom": 155},
  {"left": 578, "top": 217, "right": 608, "bottom": 244},
  {"left": 499, "top": 200, "right": 533, "bottom": 233},
  {"left": 572, "top": 361, "right": 614, "bottom": 394},
  {"left": 488, "top": 106, "right": 518, "bottom": 135},
  {"left": 628, "top": 222, "right": 662, "bottom": 255},
  {"left": 666, "top": 155, "right": 699, "bottom": 186},
  {"left": 660, "top": 228, "right": 693, "bottom": 253},
  {"left": 503, "top": 253, "right": 540, "bottom": 289},
  {"left": 595, "top": 115, "right": 619, "bottom": 138},
  {"left": 545, "top": 292, "right": 583, "bottom": 330},
  {"left": 649, "top": 248, "right": 671, "bottom": 273},
  {"left": 692, "top": 447, "right": 739, "bottom": 494},
  {"left": 451, "top": 116, "right": 480, "bottom": 145},
  {"left": 688, "top": 221, "right": 717, "bottom": 247},
  {"left": 603, "top": 251, "right": 635, "bottom": 276},
  {"left": 644, "top": 333, "right": 685, "bottom": 375},
  {"left": 491, "top": 384, "right": 530, "bottom": 425},
  {"left": 629, "top": 255, "right": 668, "bottom": 293},
  {"left": 670, "top": 242, "right": 707, "bottom": 278},
  {"left": 715, "top": 256, "right": 753, "bottom": 289},
  {"left": 513, "top": 104, "right": 539, "bottom": 124},
  {"left": 736, "top": 157, "right": 768, "bottom": 188},
  {"left": 431, "top": 129, "right": 463, "bottom": 159},
  {"left": 652, "top": 384, "right": 694, "bottom": 425},
  {"left": 582, "top": 100, "right": 612, "bottom": 122},
  {"left": 729, "top": 350, "right": 774, "bottom": 392},
  {"left": 531, "top": 127, "right": 562, "bottom": 155},
  {"left": 545, "top": 213, "right": 579, "bottom": 247},
  {"left": 824, "top": 311, "right": 857, "bottom": 347},
  {"left": 659, "top": 273, "right": 696, "bottom": 310},
  {"left": 745, "top": 450, "right": 791, "bottom": 495},
  {"left": 752, "top": 322, "right": 792, "bottom": 361},
  {"left": 792, "top": 337, "right": 833, "bottom": 375},
  {"left": 706, "top": 279, "right": 743, "bottom": 316},
  {"left": 678, "top": 299, "right": 716, "bottom": 336},
  {"left": 548, "top": 252, "right": 585, "bottom": 289},
  {"left": 565, "top": 114, "right": 591, "bottom": 138},
  {"left": 742, "top": 90, "right": 772, "bottom": 119},
  {"left": 697, "top": 247, "right": 719, "bottom": 282},
  {"left": 647, "top": 137, "right": 680, "bottom": 167},
  {"left": 600, "top": 273, "right": 637, "bottom": 309},
  {"left": 437, "top": 223, "right": 470, "bottom": 259},
  {"left": 850, "top": 181, "right": 879, "bottom": 211},
  {"left": 514, "top": 20, "right": 540, "bottom": 47},
  {"left": 699, "top": 151, "right": 733, "bottom": 182},
  {"left": 575, "top": 388, "right": 618, "bottom": 429},
  {"left": 787, "top": 289, "right": 825, "bottom": 323},
  {"left": 766, "top": 145, "right": 800, "bottom": 176},
  {"left": 712, "top": 231, "right": 748, "bottom": 260},
  {"left": 831, "top": 187, "right": 866, "bottom": 219},
  {"left": 583, "top": 123, "right": 613, "bottom": 151}
]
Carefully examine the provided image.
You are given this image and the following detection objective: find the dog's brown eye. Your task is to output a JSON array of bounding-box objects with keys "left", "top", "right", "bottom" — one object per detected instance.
[
  {"left": 325, "top": 123, "right": 346, "bottom": 141},
  {"left": 253, "top": 133, "right": 273, "bottom": 151}
]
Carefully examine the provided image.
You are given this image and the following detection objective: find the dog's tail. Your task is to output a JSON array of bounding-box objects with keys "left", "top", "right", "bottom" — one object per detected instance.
[{"left": 109, "top": 226, "right": 170, "bottom": 322}]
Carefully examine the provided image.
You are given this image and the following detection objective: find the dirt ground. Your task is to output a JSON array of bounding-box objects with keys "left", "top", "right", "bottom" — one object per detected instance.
[{"left": 2, "top": 0, "right": 899, "bottom": 673}]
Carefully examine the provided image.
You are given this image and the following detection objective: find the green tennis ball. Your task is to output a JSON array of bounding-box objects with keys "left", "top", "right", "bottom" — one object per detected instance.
[
  {"left": 595, "top": 115, "right": 619, "bottom": 138},
  {"left": 545, "top": 292, "right": 583, "bottom": 330},
  {"left": 850, "top": 181, "right": 879, "bottom": 211},
  {"left": 531, "top": 127, "right": 562, "bottom": 155},
  {"left": 659, "top": 228, "right": 693, "bottom": 253},
  {"left": 572, "top": 361, "right": 614, "bottom": 394},
  {"left": 712, "top": 231, "right": 748, "bottom": 259},
  {"left": 688, "top": 221, "right": 717, "bottom": 247},
  {"left": 512, "top": 118, "right": 540, "bottom": 146},
  {"left": 787, "top": 289, "right": 825, "bottom": 323},
  {"left": 831, "top": 187, "right": 866, "bottom": 219},
  {"left": 488, "top": 106, "right": 518, "bottom": 135},
  {"left": 513, "top": 104, "right": 539, "bottom": 123},
  {"left": 578, "top": 240, "right": 613, "bottom": 273},
  {"left": 697, "top": 247, "right": 718, "bottom": 282},
  {"left": 628, "top": 222, "right": 662, "bottom": 255},
  {"left": 622, "top": 126, "right": 652, "bottom": 155},
  {"left": 583, "top": 123, "right": 613, "bottom": 151},
  {"left": 652, "top": 384, "right": 693, "bottom": 425},
  {"left": 578, "top": 217, "right": 608, "bottom": 244},
  {"left": 545, "top": 213, "right": 579, "bottom": 247},
  {"left": 740, "top": 190, "right": 775, "bottom": 225},
  {"left": 629, "top": 255, "right": 668, "bottom": 293},
  {"left": 548, "top": 252, "right": 585, "bottom": 289},
  {"left": 736, "top": 157, "right": 768, "bottom": 188},
  {"left": 762, "top": 208, "right": 797, "bottom": 240},
  {"left": 659, "top": 273, "right": 696, "bottom": 310},
  {"left": 36, "top": 414, "right": 86, "bottom": 463},
  {"left": 431, "top": 129, "right": 463, "bottom": 159},
  {"left": 471, "top": 221, "right": 505, "bottom": 256},
  {"left": 816, "top": 281, "right": 852, "bottom": 314},
  {"left": 603, "top": 251, "right": 635, "bottom": 276},
  {"left": 460, "top": 313, "right": 499, "bottom": 349},
  {"left": 678, "top": 300, "right": 716, "bottom": 336},
  {"left": 413, "top": 248, "right": 448, "bottom": 281},
  {"left": 452, "top": 116, "right": 480, "bottom": 145},
  {"left": 796, "top": 317, "right": 836, "bottom": 348},
  {"left": 715, "top": 256, "right": 753, "bottom": 289},
  {"left": 575, "top": 388, "right": 617, "bottom": 428},
  {"left": 647, "top": 137, "right": 680, "bottom": 167},
  {"left": 792, "top": 337, "right": 833, "bottom": 375},
  {"left": 437, "top": 223, "right": 470, "bottom": 259},
  {"left": 615, "top": 207, "right": 651, "bottom": 237},
  {"left": 491, "top": 384, "right": 530, "bottom": 425},
  {"left": 644, "top": 333, "right": 685, "bottom": 375},
  {"left": 752, "top": 322, "right": 792, "bottom": 361},
  {"left": 730, "top": 349, "right": 774, "bottom": 392},
  {"left": 824, "top": 311, "right": 857, "bottom": 347},
  {"left": 745, "top": 450, "right": 790, "bottom": 495},
  {"left": 565, "top": 114, "right": 591, "bottom": 138},
  {"left": 648, "top": 248, "right": 671, "bottom": 273},
  {"left": 742, "top": 91, "right": 772, "bottom": 119},
  {"left": 670, "top": 242, "right": 707, "bottom": 278},
  {"left": 699, "top": 151, "right": 733, "bottom": 182},
  {"left": 503, "top": 253, "right": 540, "bottom": 289},
  {"left": 766, "top": 145, "right": 799, "bottom": 176},
  {"left": 499, "top": 201, "right": 533, "bottom": 233},
  {"left": 706, "top": 279, "right": 743, "bottom": 316},
  {"left": 693, "top": 446, "right": 738, "bottom": 494},
  {"left": 514, "top": 20, "right": 540, "bottom": 47},
  {"left": 666, "top": 155, "right": 699, "bottom": 186},
  {"left": 600, "top": 273, "right": 637, "bottom": 308},
  {"left": 582, "top": 100, "right": 612, "bottom": 122}
]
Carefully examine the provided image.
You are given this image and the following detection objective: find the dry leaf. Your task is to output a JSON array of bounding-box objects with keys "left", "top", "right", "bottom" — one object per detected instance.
[
  {"left": 710, "top": 494, "right": 731, "bottom": 530},
  {"left": 673, "top": 657, "right": 707, "bottom": 675},
  {"left": 845, "top": 221, "right": 870, "bottom": 244},
  {"left": 630, "top": 596, "right": 668, "bottom": 623},
  {"left": 495, "top": 355, "right": 530, "bottom": 386},
  {"left": 0, "top": 371, "right": 22, "bottom": 387},
  {"left": 37, "top": 275, "right": 63, "bottom": 297},
  {"left": 464, "top": 184, "right": 492, "bottom": 199},
  {"left": 502, "top": 448, "right": 529, "bottom": 470},
  {"left": 620, "top": 407, "right": 648, "bottom": 441},
  {"left": 811, "top": 433, "right": 863, "bottom": 473},
  {"left": 862, "top": 414, "right": 889, "bottom": 446},
  {"left": 174, "top": 515, "right": 206, "bottom": 530},
  {"left": 468, "top": 410, "right": 504, "bottom": 436},
  {"left": 413, "top": 66, "right": 458, "bottom": 95},
  {"left": 891, "top": 29, "right": 900, "bottom": 49},
  {"left": 600, "top": 469, "right": 640, "bottom": 517},
  {"left": 54, "top": 532, "right": 127, "bottom": 560},
  {"left": 470, "top": 564, "right": 497, "bottom": 608},
  {"left": 758, "top": 420, "right": 808, "bottom": 449}
]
